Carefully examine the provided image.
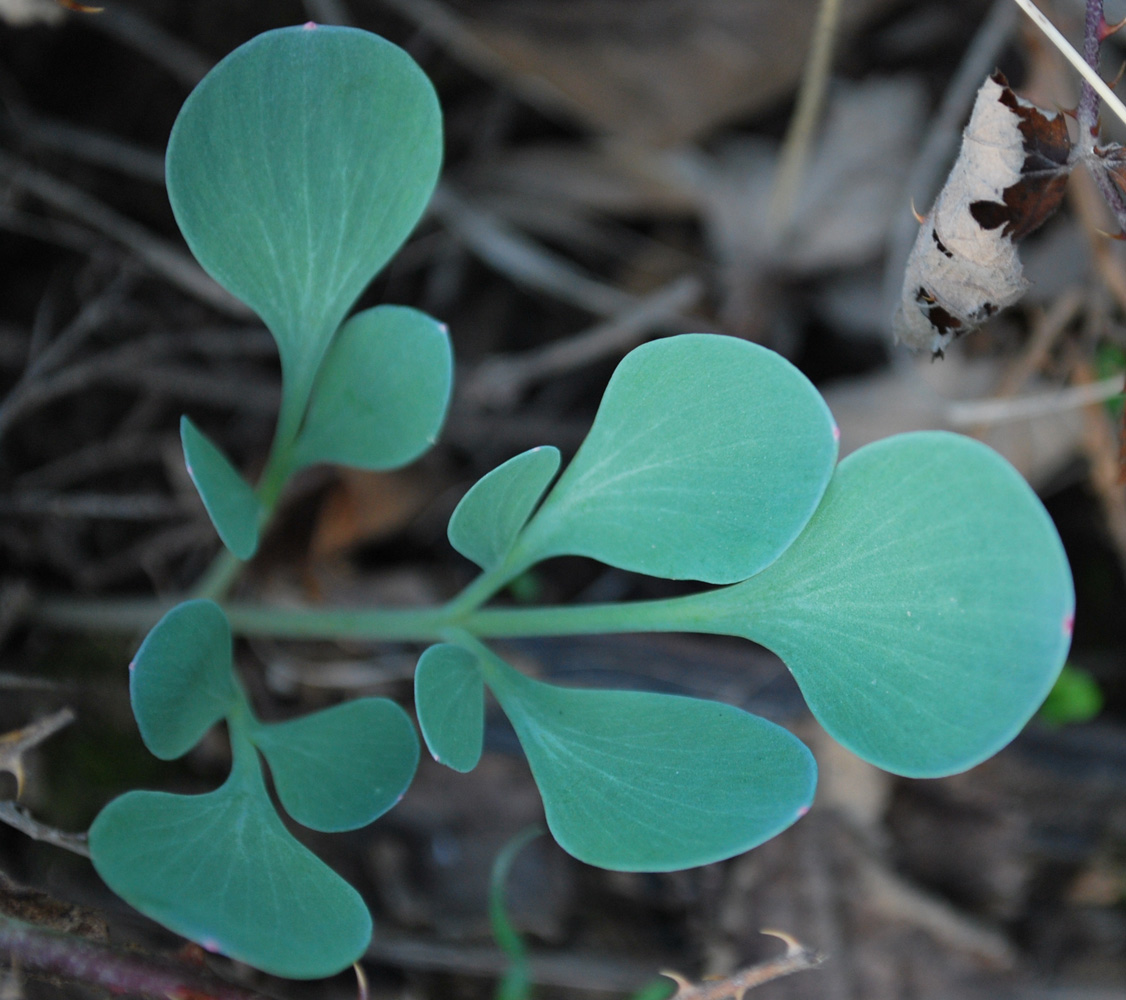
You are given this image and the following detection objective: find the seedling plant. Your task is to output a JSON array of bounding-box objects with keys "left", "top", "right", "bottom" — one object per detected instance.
[{"left": 67, "top": 23, "right": 1075, "bottom": 982}]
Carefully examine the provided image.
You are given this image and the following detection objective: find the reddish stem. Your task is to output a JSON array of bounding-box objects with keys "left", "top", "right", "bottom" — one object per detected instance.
[
  {"left": 0, "top": 914, "right": 277, "bottom": 1000},
  {"left": 1079, "top": 0, "right": 1126, "bottom": 229}
]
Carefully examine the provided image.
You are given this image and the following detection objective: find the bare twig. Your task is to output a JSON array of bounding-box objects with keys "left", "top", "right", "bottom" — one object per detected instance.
[
  {"left": 1073, "top": 0, "right": 1126, "bottom": 233},
  {"left": 0, "top": 491, "right": 190, "bottom": 521},
  {"left": 1011, "top": 0, "right": 1126, "bottom": 129},
  {"left": 22, "top": 267, "right": 132, "bottom": 380},
  {"left": 80, "top": 4, "right": 211, "bottom": 86},
  {"left": 0, "top": 202, "right": 105, "bottom": 255},
  {"left": 79, "top": 521, "right": 217, "bottom": 591},
  {"left": 769, "top": 0, "right": 843, "bottom": 234},
  {"left": 0, "top": 674, "right": 67, "bottom": 693},
  {"left": 0, "top": 803, "right": 90, "bottom": 859},
  {"left": 462, "top": 275, "right": 703, "bottom": 408},
  {"left": 0, "top": 152, "right": 251, "bottom": 318},
  {"left": 429, "top": 184, "right": 634, "bottom": 316},
  {"left": 365, "top": 932, "right": 659, "bottom": 992},
  {"left": 0, "top": 708, "right": 74, "bottom": 800},
  {"left": 987, "top": 288, "right": 1087, "bottom": 401},
  {"left": 797, "top": 816, "right": 850, "bottom": 1000},
  {"left": 946, "top": 374, "right": 1124, "bottom": 426},
  {"left": 0, "top": 343, "right": 279, "bottom": 438},
  {"left": 660, "top": 931, "right": 824, "bottom": 999},
  {"left": 0, "top": 914, "right": 277, "bottom": 1000},
  {"left": 0, "top": 580, "right": 34, "bottom": 648},
  {"left": 858, "top": 851, "right": 1015, "bottom": 966},
  {"left": 379, "top": 0, "right": 575, "bottom": 118},
  {"left": 19, "top": 117, "right": 165, "bottom": 185},
  {"left": 15, "top": 433, "right": 172, "bottom": 490}
]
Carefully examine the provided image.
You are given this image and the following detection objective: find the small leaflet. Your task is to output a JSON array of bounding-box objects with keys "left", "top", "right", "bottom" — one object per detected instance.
[{"left": 895, "top": 72, "right": 1072, "bottom": 357}]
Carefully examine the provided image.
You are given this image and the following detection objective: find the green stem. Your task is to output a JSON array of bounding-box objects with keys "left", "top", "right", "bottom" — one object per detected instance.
[
  {"left": 440, "top": 538, "right": 542, "bottom": 619},
  {"left": 190, "top": 549, "right": 242, "bottom": 604},
  {"left": 489, "top": 825, "right": 542, "bottom": 1000},
  {"left": 33, "top": 590, "right": 722, "bottom": 643},
  {"left": 191, "top": 369, "right": 311, "bottom": 603}
]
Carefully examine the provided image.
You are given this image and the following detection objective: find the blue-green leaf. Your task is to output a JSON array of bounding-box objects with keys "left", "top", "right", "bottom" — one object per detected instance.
[
  {"left": 448, "top": 447, "right": 561, "bottom": 571},
  {"left": 253, "top": 698, "right": 418, "bottom": 832},
  {"left": 293, "top": 306, "right": 452, "bottom": 471},
  {"left": 480, "top": 653, "right": 815, "bottom": 871},
  {"left": 688, "top": 432, "right": 1075, "bottom": 777},
  {"left": 414, "top": 644, "right": 485, "bottom": 772},
  {"left": 515, "top": 335, "right": 838, "bottom": 584},
  {"left": 166, "top": 26, "right": 442, "bottom": 405},
  {"left": 180, "top": 416, "right": 261, "bottom": 560},
  {"left": 129, "top": 599, "right": 240, "bottom": 761},
  {"left": 88, "top": 756, "right": 371, "bottom": 979}
]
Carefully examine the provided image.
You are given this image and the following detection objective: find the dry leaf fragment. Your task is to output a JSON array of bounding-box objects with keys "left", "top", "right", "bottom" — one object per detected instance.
[{"left": 895, "top": 72, "right": 1072, "bottom": 357}]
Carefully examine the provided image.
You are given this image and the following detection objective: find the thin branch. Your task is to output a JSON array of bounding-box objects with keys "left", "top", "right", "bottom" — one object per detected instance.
[
  {"left": 769, "top": 0, "right": 843, "bottom": 234},
  {"left": 0, "top": 709, "right": 75, "bottom": 799},
  {"left": 661, "top": 931, "right": 825, "bottom": 999},
  {"left": 461, "top": 275, "right": 703, "bottom": 408},
  {"left": 0, "top": 803, "right": 90, "bottom": 859},
  {"left": 1077, "top": 0, "right": 1103, "bottom": 141},
  {"left": 0, "top": 914, "right": 277, "bottom": 1000},
  {"left": 80, "top": 5, "right": 211, "bottom": 87},
  {"left": 429, "top": 184, "right": 634, "bottom": 316},
  {"left": 0, "top": 710, "right": 90, "bottom": 858},
  {"left": 0, "top": 152, "right": 251, "bottom": 318},
  {"left": 0, "top": 491, "right": 190, "bottom": 521},
  {"left": 1010, "top": 0, "right": 1126, "bottom": 128},
  {"left": 945, "top": 373, "right": 1124, "bottom": 426}
]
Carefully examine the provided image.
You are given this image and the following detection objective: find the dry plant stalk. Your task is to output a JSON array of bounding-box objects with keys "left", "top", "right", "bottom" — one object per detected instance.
[
  {"left": 0, "top": 708, "right": 74, "bottom": 799},
  {"left": 660, "top": 931, "right": 824, "bottom": 1000}
]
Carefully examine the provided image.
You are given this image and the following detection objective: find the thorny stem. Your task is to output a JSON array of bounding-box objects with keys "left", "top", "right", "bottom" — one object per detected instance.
[
  {"left": 1011, "top": 0, "right": 1126, "bottom": 126},
  {"left": 0, "top": 802, "right": 90, "bottom": 858},
  {"left": 1077, "top": 0, "right": 1103, "bottom": 138},
  {"left": 0, "top": 914, "right": 276, "bottom": 1000},
  {"left": 1076, "top": 0, "right": 1126, "bottom": 229}
]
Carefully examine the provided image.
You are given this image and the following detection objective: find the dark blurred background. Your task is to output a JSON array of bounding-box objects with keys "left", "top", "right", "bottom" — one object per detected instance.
[{"left": 1, "top": 2, "right": 1124, "bottom": 998}]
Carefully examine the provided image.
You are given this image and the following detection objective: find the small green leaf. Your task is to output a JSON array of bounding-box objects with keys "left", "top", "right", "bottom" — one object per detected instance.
[
  {"left": 515, "top": 334, "right": 838, "bottom": 584},
  {"left": 293, "top": 306, "right": 452, "bottom": 471},
  {"left": 253, "top": 698, "right": 419, "bottom": 832},
  {"left": 448, "top": 447, "right": 561, "bottom": 570},
  {"left": 481, "top": 653, "right": 816, "bottom": 872},
  {"left": 130, "top": 600, "right": 239, "bottom": 760},
  {"left": 414, "top": 644, "right": 485, "bottom": 772},
  {"left": 88, "top": 759, "right": 371, "bottom": 979},
  {"left": 691, "top": 432, "right": 1075, "bottom": 777},
  {"left": 1038, "top": 665, "right": 1103, "bottom": 727},
  {"left": 166, "top": 26, "right": 442, "bottom": 404},
  {"left": 180, "top": 416, "right": 261, "bottom": 560}
]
